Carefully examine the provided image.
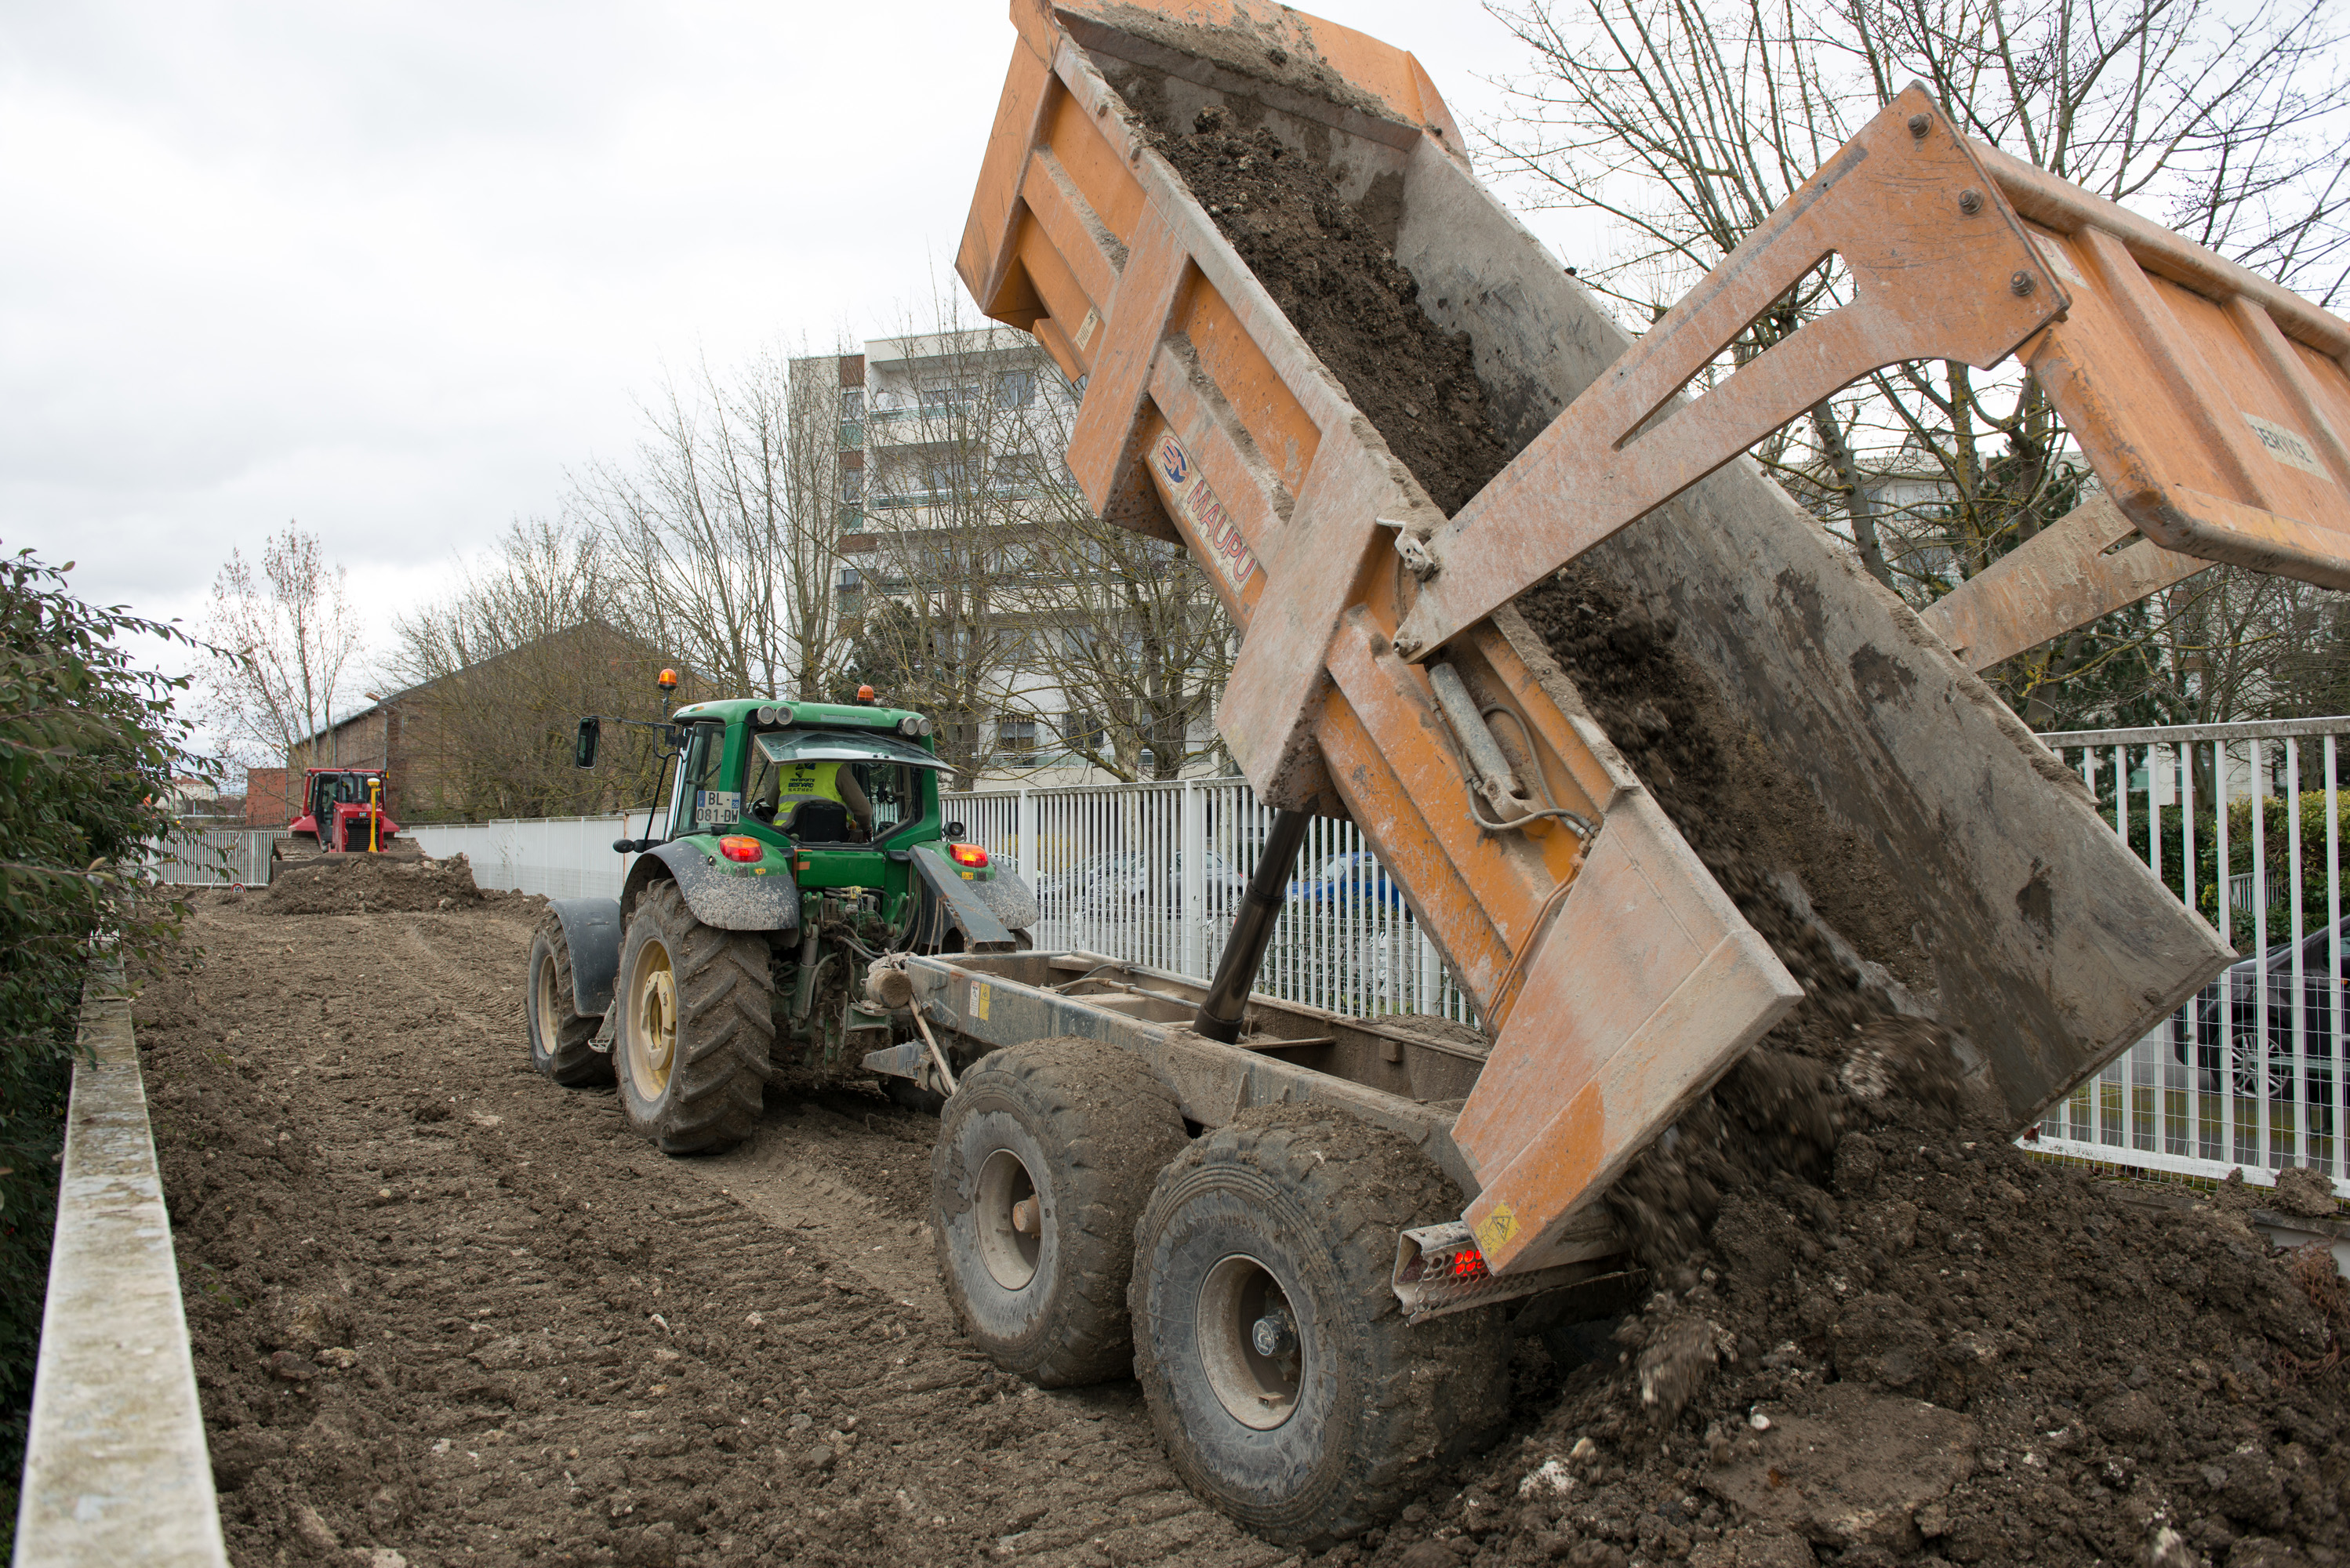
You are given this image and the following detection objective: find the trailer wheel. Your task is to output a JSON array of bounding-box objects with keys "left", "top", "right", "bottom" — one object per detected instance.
[
  {"left": 932, "top": 1038, "right": 1187, "bottom": 1386},
  {"left": 526, "top": 916, "right": 612, "bottom": 1087},
  {"left": 614, "top": 879, "right": 773, "bottom": 1155},
  {"left": 1129, "top": 1105, "right": 1508, "bottom": 1548}
]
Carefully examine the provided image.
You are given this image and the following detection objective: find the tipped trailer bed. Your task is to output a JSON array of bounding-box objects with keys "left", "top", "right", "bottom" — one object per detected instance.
[{"left": 891, "top": 0, "right": 2341, "bottom": 1546}]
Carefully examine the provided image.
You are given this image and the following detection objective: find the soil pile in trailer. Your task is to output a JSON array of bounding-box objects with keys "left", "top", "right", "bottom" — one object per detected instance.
[{"left": 1146, "top": 105, "right": 2350, "bottom": 1566}]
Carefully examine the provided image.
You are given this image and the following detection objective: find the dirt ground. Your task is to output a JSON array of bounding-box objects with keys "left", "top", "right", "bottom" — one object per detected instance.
[{"left": 132, "top": 895, "right": 1306, "bottom": 1568}]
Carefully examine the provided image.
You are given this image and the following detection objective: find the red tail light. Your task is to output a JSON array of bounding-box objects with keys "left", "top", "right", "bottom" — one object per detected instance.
[
  {"left": 1451, "top": 1247, "right": 1489, "bottom": 1280},
  {"left": 949, "top": 842, "right": 990, "bottom": 869},
  {"left": 717, "top": 835, "right": 765, "bottom": 863}
]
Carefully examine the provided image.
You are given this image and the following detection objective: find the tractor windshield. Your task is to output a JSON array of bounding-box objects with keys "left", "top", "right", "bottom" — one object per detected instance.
[{"left": 746, "top": 730, "right": 941, "bottom": 844}]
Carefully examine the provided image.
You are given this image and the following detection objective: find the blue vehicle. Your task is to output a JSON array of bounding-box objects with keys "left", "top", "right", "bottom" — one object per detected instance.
[{"left": 1288, "top": 850, "right": 1407, "bottom": 909}]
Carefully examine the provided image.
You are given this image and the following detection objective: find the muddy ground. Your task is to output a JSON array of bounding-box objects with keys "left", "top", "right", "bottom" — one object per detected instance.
[{"left": 133, "top": 895, "right": 1309, "bottom": 1568}]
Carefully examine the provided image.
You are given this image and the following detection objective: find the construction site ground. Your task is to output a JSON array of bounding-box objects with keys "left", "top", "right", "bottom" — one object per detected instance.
[
  {"left": 133, "top": 892, "right": 1304, "bottom": 1568},
  {"left": 136, "top": 858, "right": 2350, "bottom": 1568}
]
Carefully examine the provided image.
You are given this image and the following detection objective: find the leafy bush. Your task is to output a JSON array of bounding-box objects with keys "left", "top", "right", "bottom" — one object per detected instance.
[{"left": 0, "top": 546, "right": 203, "bottom": 1551}]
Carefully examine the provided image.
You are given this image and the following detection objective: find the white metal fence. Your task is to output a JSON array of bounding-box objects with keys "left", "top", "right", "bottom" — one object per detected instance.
[
  {"left": 946, "top": 778, "right": 1474, "bottom": 1022},
  {"left": 2036, "top": 717, "right": 2350, "bottom": 1196},
  {"left": 147, "top": 829, "right": 274, "bottom": 887}
]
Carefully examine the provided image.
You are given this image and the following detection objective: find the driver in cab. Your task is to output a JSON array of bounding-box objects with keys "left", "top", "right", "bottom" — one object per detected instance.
[{"left": 753, "top": 757, "right": 874, "bottom": 842}]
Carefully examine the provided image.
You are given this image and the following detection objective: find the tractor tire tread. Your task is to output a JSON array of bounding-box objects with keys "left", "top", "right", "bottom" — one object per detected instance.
[
  {"left": 529, "top": 915, "right": 612, "bottom": 1087},
  {"left": 1130, "top": 1104, "right": 1508, "bottom": 1547},
  {"left": 934, "top": 1037, "right": 1187, "bottom": 1387},
  {"left": 634, "top": 880, "right": 772, "bottom": 1156}
]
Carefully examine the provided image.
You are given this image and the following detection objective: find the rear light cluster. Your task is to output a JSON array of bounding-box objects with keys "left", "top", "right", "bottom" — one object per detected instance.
[
  {"left": 717, "top": 835, "right": 765, "bottom": 863},
  {"left": 948, "top": 843, "right": 990, "bottom": 869},
  {"left": 1451, "top": 1247, "right": 1490, "bottom": 1280}
]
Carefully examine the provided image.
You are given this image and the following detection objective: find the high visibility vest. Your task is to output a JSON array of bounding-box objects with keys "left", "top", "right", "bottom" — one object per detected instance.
[{"left": 773, "top": 761, "right": 846, "bottom": 813}]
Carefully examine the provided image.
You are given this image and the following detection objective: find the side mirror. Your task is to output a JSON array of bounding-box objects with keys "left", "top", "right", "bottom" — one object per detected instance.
[
  {"left": 574, "top": 717, "right": 601, "bottom": 770},
  {"left": 943, "top": 821, "right": 967, "bottom": 839}
]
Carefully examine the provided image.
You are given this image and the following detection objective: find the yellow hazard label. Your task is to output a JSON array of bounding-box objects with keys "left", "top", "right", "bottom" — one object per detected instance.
[
  {"left": 1473, "top": 1203, "right": 1520, "bottom": 1254},
  {"left": 972, "top": 982, "right": 991, "bottom": 1022}
]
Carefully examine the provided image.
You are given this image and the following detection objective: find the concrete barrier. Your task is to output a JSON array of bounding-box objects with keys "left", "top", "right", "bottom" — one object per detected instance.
[{"left": 12, "top": 964, "right": 227, "bottom": 1567}]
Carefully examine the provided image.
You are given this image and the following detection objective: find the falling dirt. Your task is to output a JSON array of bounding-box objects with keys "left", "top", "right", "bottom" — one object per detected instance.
[
  {"left": 1145, "top": 91, "right": 2350, "bottom": 1567},
  {"left": 133, "top": 898, "right": 1294, "bottom": 1568}
]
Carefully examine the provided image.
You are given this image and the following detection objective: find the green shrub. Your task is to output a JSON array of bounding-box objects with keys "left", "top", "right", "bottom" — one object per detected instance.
[{"left": 0, "top": 547, "right": 204, "bottom": 1552}]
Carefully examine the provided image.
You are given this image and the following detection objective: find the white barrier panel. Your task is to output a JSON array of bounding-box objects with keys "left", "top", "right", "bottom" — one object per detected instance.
[
  {"left": 403, "top": 811, "right": 666, "bottom": 902},
  {"left": 2037, "top": 718, "right": 2350, "bottom": 1199}
]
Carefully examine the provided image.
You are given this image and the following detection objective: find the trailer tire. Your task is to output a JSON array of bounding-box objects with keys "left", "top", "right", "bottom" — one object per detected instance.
[
  {"left": 614, "top": 878, "right": 773, "bottom": 1156},
  {"left": 1129, "top": 1105, "right": 1508, "bottom": 1548},
  {"left": 932, "top": 1038, "right": 1188, "bottom": 1387},
  {"left": 526, "top": 916, "right": 612, "bottom": 1087}
]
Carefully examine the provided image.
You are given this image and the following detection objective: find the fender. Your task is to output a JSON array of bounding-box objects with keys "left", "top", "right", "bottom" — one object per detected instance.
[
  {"left": 910, "top": 845, "right": 1030, "bottom": 953},
  {"left": 623, "top": 840, "right": 803, "bottom": 934},
  {"left": 971, "top": 861, "right": 1039, "bottom": 934},
  {"left": 545, "top": 898, "right": 623, "bottom": 1015}
]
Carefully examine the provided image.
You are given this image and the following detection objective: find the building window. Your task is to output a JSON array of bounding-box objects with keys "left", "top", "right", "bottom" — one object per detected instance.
[
  {"left": 840, "top": 469, "right": 864, "bottom": 503},
  {"left": 997, "top": 717, "right": 1038, "bottom": 757},
  {"left": 837, "top": 567, "right": 862, "bottom": 591},
  {"left": 841, "top": 387, "right": 864, "bottom": 419},
  {"left": 996, "top": 370, "right": 1035, "bottom": 408},
  {"left": 923, "top": 452, "right": 973, "bottom": 492},
  {"left": 1062, "top": 711, "right": 1105, "bottom": 753}
]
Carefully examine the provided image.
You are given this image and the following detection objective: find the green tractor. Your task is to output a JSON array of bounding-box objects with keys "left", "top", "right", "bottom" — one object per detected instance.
[{"left": 524, "top": 691, "right": 1037, "bottom": 1154}]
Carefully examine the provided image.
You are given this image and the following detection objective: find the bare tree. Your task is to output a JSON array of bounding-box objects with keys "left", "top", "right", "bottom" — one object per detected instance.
[
  {"left": 388, "top": 518, "right": 684, "bottom": 819},
  {"left": 200, "top": 523, "right": 364, "bottom": 771},
  {"left": 1482, "top": 0, "right": 2350, "bottom": 724},
  {"left": 1002, "top": 487, "right": 1236, "bottom": 783},
  {"left": 574, "top": 338, "right": 855, "bottom": 700},
  {"left": 844, "top": 284, "right": 1237, "bottom": 784},
  {"left": 843, "top": 307, "right": 1035, "bottom": 782}
]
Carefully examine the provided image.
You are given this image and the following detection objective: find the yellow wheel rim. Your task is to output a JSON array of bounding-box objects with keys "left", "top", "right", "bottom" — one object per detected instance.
[
  {"left": 626, "top": 940, "right": 677, "bottom": 1098},
  {"left": 533, "top": 951, "right": 561, "bottom": 1058}
]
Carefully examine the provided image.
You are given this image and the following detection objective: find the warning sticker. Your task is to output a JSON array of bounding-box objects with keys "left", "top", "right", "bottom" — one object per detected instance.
[
  {"left": 1473, "top": 1202, "right": 1520, "bottom": 1253},
  {"left": 1153, "top": 432, "right": 1260, "bottom": 596},
  {"left": 971, "top": 982, "right": 992, "bottom": 1022},
  {"left": 2243, "top": 412, "right": 2332, "bottom": 480}
]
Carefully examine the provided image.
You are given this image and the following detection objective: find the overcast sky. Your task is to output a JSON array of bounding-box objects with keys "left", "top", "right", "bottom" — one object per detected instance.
[{"left": 1, "top": 1, "right": 1595, "bottom": 700}]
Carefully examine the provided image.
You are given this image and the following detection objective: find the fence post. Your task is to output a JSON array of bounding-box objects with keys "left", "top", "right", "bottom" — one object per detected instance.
[
  {"left": 1017, "top": 788, "right": 1037, "bottom": 884},
  {"left": 1181, "top": 780, "right": 1208, "bottom": 979}
]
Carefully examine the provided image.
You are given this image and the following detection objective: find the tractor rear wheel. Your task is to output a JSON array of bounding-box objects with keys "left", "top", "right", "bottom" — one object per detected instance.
[
  {"left": 527, "top": 916, "right": 612, "bottom": 1087},
  {"left": 932, "top": 1038, "right": 1189, "bottom": 1386},
  {"left": 613, "top": 879, "right": 773, "bottom": 1155},
  {"left": 1129, "top": 1105, "right": 1509, "bottom": 1548}
]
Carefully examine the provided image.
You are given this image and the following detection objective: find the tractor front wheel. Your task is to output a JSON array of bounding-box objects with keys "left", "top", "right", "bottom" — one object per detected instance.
[
  {"left": 613, "top": 879, "right": 773, "bottom": 1155},
  {"left": 526, "top": 916, "right": 612, "bottom": 1087}
]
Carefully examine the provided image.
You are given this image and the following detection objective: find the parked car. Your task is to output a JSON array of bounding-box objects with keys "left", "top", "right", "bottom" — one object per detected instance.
[
  {"left": 2167, "top": 916, "right": 2350, "bottom": 1105},
  {"left": 1288, "top": 849, "right": 1407, "bottom": 909},
  {"left": 1036, "top": 849, "right": 1248, "bottom": 912}
]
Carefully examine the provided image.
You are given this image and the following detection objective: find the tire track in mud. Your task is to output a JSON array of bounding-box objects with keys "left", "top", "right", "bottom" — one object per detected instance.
[{"left": 136, "top": 898, "right": 1292, "bottom": 1568}]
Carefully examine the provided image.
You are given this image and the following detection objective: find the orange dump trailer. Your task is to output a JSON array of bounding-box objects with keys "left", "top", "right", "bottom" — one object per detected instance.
[{"left": 900, "top": 0, "right": 2350, "bottom": 1544}]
